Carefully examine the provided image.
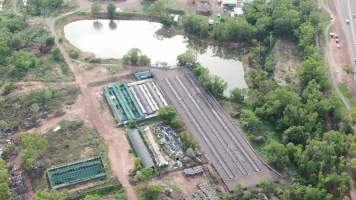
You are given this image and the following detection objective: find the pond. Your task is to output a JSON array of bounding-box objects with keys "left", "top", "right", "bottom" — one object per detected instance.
[{"left": 64, "top": 19, "right": 248, "bottom": 93}]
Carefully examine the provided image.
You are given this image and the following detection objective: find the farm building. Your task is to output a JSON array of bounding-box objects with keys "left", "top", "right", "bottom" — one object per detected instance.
[
  {"left": 127, "top": 129, "right": 155, "bottom": 168},
  {"left": 134, "top": 70, "right": 153, "bottom": 80},
  {"left": 47, "top": 157, "right": 106, "bottom": 189},
  {"left": 104, "top": 79, "right": 168, "bottom": 125},
  {"left": 222, "top": 0, "right": 237, "bottom": 9}
]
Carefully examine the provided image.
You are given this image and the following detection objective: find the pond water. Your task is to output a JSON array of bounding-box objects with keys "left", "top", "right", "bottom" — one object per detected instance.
[{"left": 64, "top": 19, "right": 248, "bottom": 93}]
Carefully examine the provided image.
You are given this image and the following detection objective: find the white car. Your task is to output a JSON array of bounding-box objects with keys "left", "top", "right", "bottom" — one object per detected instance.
[{"left": 346, "top": 19, "right": 350, "bottom": 24}]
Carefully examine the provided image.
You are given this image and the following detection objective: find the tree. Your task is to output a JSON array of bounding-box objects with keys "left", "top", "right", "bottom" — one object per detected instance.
[
  {"left": 84, "top": 194, "right": 102, "bottom": 200},
  {"left": 299, "top": 56, "right": 328, "bottom": 90},
  {"left": 0, "top": 38, "right": 10, "bottom": 63},
  {"left": 51, "top": 47, "right": 63, "bottom": 61},
  {"left": 183, "top": 14, "right": 209, "bottom": 38},
  {"left": 298, "top": 140, "right": 338, "bottom": 182},
  {"left": 107, "top": 3, "right": 116, "bottom": 19},
  {"left": 177, "top": 50, "right": 197, "bottom": 66},
  {"left": 322, "top": 130, "right": 347, "bottom": 157},
  {"left": 134, "top": 167, "right": 155, "bottom": 181},
  {"left": 263, "top": 142, "right": 289, "bottom": 171},
  {"left": 26, "top": 0, "right": 64, "bottom": 16},
  {"left": 45, "top": 36, "right": 55, "bottom": 47},
  {"left": 256, "top": 87, "right": 301, "bottom": 122},
  {"left": 141, "top": 184, "right": 162, "bottom": 200},
  {"left": 33, "top": 190, "right": 68, "bottom": 200},
  {"left": 283, "top": 184, "right": 328, "bottom": 200},
  {"left": 230, "top": 88, "right": 244, "bottom": 104},
  {"left": 8, "top": 50, "right": 38, "bottom": 78},
  {"left": 122, "top": 48, "right": 151, "bottom": 66},
  {"left": 147, "top": 0, "right": 168, "bottom": 18},
  {"left": 203, "top": 75, "right": 227, "bottom": 99},
  {"left": 240, "top": 109, "right": 262, "bottom": 133},
  {"left": 0, "top": 159, "right": 10, "bottom": 200},
  {"left": 351, "top": 158, "right": 356, "bottom": 179},
  {"left": 158, "top": 106, "right": 177, "bottom": 125},
  {"left": 272, "top": 1, "right": 300, "bottom": 36},
  {"left": 180, "top": 131, "right": 198, "bottom": 150},
  {"left": 297, "top": 22, "right": 317, "bottom": 50},
  {"left": 282, "top": 126, "right": 309, "bottom": 145},
  {"left": 138, "top": 55, "right": 151, "bottom": 66},
  {"left": 318, "top": 172, "right": 351, "bottom": 199},
  {"left": 91, "top": 1, "right": 101, "bottom": 18},
  {"left": 20, "top": 132, "right": 48, "bottom": 171}
]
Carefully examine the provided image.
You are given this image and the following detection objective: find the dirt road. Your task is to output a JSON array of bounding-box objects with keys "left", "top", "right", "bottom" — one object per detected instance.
[{"left": 45, "top": 8, "right": 138, "bottom": 200}]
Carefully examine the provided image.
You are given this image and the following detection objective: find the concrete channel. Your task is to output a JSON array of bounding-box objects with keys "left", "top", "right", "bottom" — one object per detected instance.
[
  {"left": 165, "top": 78, "right": 235, "bottom": 180},
  {"left": 153, "top": 68, "right": 276, "bottom": 190},
  {"left": 185, "top": 74, "right": 261, "bottom": 173},
  {"left": 175, "top": 76, "right": 248, "bottom": 176}
]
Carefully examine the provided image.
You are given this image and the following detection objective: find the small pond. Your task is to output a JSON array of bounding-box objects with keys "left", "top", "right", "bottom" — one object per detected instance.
[{"left": 64, "top": 19, "right": 248, "bottom": 93}]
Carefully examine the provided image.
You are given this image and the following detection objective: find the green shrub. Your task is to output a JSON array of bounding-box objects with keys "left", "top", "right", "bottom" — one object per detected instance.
[{"left": 69, "top": 50, "right": 79, "bottom": 59}]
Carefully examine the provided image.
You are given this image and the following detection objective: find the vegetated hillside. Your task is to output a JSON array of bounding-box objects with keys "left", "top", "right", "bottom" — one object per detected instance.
[
  {"left": 0, "top": 14, "right": 73, "bottom": 83},
  {"left": 19, "top": 120, "right": 109, "bottom": 190},
  {"left": 179, "top": 0, "right": 354, "bottom": 199},
  {"left": 0, "top": 86, "right": 80, "bottom": 131},
  {"left": 221, "top": 1, "right": 352, "bottom": 200}
]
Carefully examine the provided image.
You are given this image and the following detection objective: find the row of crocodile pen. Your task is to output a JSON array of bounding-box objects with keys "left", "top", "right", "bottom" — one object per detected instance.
[{"left": 104, "top": 78, "right": 168, "bottom": 125}]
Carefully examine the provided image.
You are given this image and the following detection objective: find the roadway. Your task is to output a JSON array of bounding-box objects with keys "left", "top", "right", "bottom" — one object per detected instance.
[{"left": 337, "top": 0, "right": 356, "bottom": 66}]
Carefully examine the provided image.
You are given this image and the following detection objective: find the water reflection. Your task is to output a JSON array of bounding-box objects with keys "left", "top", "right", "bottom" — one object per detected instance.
[
  {"left": 109, "top": 20, "right": 117, "bottom": 30},
  {"left": 64, "top": 19, "right": 248, "bottom": 92},
  {"left": 93, "top": 20, "right": 103, "bottom": 30}
]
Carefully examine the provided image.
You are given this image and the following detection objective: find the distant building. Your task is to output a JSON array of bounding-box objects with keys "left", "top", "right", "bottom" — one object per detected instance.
[
  {"left": 222, "top": 0, "right": 237, "bottom": 9},
  {"left": 233, "top": 7, "right": 244, "bottom": 16},
  {"left": 127, "top": 129, "right": 155, "bottom": 168}
]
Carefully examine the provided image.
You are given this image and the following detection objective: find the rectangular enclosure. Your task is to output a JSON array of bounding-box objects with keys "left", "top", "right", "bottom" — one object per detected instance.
[
  {"left": 47, "top": 157, "right": 106, "bottom": 189},
  {"left": 104, "top": 79, "right": 168, "bottom": 125}
]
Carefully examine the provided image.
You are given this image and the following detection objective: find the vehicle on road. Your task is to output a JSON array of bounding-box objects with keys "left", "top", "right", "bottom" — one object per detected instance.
[{"left": 346, "top": 19, "right": 350, "bottom": 24}]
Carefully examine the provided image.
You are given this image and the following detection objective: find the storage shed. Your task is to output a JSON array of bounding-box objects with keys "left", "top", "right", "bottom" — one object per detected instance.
[
  {"left": 127, "top": 129, "right": 155, "bottom": 168},
  {"left": 134, "top": 70, "right": 153, "bottom": 80}
]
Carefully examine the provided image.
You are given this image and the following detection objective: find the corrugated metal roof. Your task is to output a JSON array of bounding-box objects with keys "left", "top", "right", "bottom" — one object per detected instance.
[
  {"left": 127, "top": 129, "right": 155, "bottom": 168},
  {"left": 222, "top": 0, "right": 236, "bottom": 5}
]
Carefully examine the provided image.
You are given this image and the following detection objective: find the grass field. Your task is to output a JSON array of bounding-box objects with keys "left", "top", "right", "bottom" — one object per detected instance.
[{"left": 32, "top": 119, "right": 110, "bottom": 190}]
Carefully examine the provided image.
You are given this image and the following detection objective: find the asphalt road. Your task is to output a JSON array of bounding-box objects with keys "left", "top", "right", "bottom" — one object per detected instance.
[{"left": 338, "top": 0, "right": 356, "bottom": 66}]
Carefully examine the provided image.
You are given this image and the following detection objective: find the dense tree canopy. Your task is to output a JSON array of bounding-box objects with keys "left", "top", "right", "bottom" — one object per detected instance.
[
  {"left": 26, "top": 0, "right": 64, "bottom": 16},
  {"left": 20, "top": 132, "right": 48, "bottom": 171}
]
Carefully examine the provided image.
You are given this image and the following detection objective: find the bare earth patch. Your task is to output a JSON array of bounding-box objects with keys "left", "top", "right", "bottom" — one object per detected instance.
[{"left": 272, "top": 40, "right": 301, "bottom": 86}]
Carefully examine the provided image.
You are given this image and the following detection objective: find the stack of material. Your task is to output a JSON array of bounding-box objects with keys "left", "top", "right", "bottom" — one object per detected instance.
[
  {"left": 184, "top": 166, "right": 204, "bottom": 177},
  {"left": 185, "top": 183, "right": 220, "bottom": 200},
  {"left": 198, "top": 183, "right": 219, "bottom": 200}
]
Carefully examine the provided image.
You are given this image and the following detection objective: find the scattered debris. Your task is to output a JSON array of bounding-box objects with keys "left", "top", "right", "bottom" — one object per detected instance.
[
  {"left": 53, "top": 126, "right": 61, "bottom": 132},
  {"left": 10, "top": 168, "right": 27, "bottom": 199}
]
